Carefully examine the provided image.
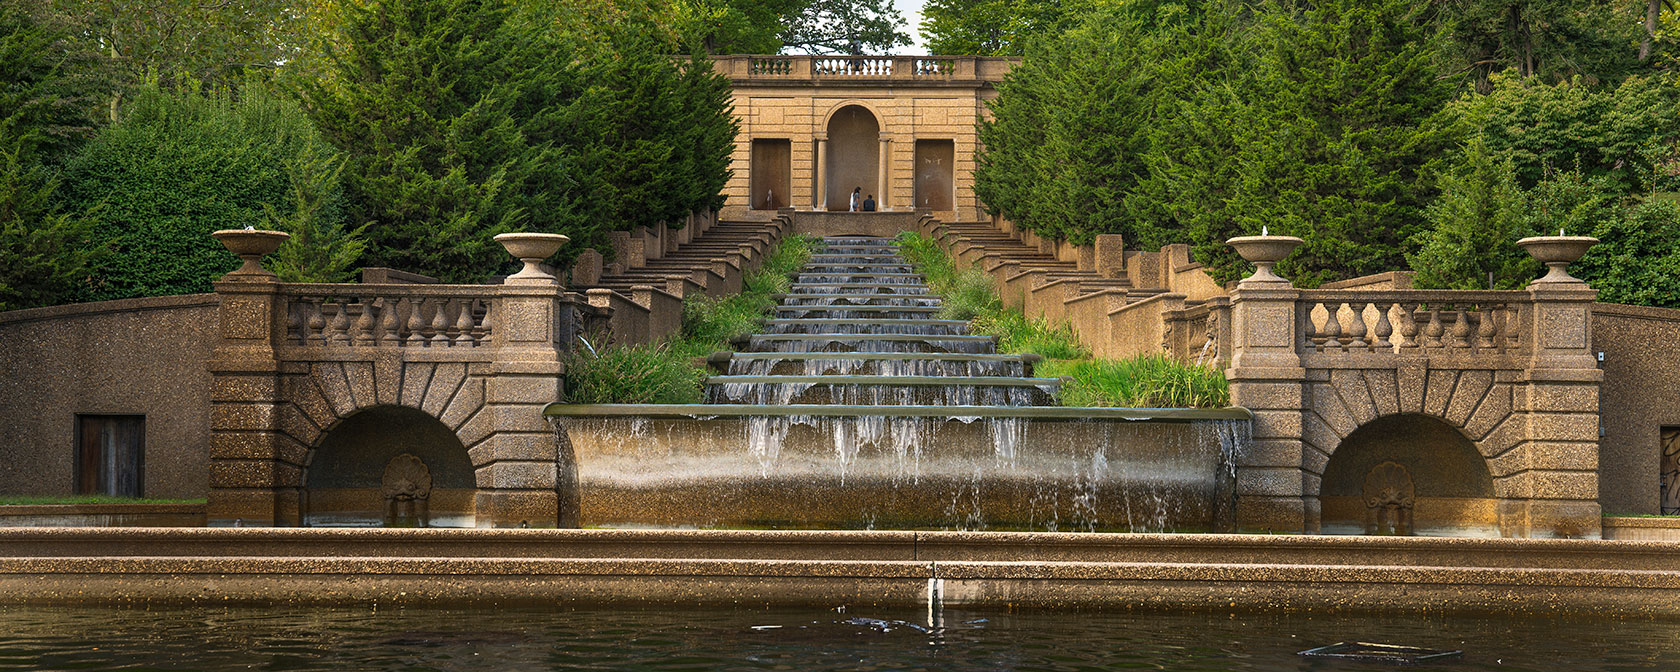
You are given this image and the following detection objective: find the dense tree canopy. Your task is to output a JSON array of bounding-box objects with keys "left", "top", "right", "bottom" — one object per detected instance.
[{"left": 972, "top": 0, "right": 1680, "bottom": 298}]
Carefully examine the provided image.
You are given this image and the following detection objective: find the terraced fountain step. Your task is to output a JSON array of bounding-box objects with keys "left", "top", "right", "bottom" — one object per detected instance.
[
  {"left": 797, "top": 272, "right": 922, "bottom": 278},
  {"left": 706, "top": 375, "right": 1059, "bottom": 388},
  {"left": 802, "top": 263, "right": 914, "bottom": 269},
  {"left": 789, "top": 284, "right": 930, "bottom": 292},
  {"left": 747, "top": 333, "right": 993, "bottom": 343},
  {"left": 775, "top": 305, "right": 942, "bottom": 314},
  {"left": 775, "top": 293, "right": 943, "bottom": 301},
  {"left": 764, "top": 319, "right": 970, "bottom": 328},
  {"left": 726, "top": 352, "right": 1037, "bottom": 363}
]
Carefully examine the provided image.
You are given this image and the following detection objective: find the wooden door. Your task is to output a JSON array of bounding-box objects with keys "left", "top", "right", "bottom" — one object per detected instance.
[{"left": 76, "top": 415, "right": 144, "bottom": 497}]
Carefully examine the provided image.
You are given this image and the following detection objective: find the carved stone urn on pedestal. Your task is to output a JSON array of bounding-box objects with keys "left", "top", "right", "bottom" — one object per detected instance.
[{"left": 1516, "top": 235, "right": 1598, "bottom": 285}]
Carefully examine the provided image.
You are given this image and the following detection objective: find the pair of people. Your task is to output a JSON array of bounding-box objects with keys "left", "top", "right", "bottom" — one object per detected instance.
[{"left": 849, "top": 186, "right": 876, "bottom": 212}]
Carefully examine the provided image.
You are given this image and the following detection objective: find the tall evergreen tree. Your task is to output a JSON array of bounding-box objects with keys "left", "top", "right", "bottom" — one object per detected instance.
[
  {"left": 1220, "top": 0, "right": 1457, "bottom": 286},
  {"left": 302, "top": 0, "right": 576, "bottom": 281}
]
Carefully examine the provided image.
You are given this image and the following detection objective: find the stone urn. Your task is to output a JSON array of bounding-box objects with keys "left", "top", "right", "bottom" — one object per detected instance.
[
  {"left": 1516, "top": 235, "right": 1597, "bottom": 284},
  {"left": 1226, "top": 233, "right": 1304, "bottom": 284},
  {"left": 494, "top": 232, "right": 570, "bottom": 281},
  {"left": 212, "top": 229, "right": 290, "bottom": 277}
]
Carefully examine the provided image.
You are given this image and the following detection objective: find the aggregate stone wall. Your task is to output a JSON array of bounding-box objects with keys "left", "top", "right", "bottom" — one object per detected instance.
[
  {"left": 1591, "top": 302, "right": 1680, "bottom": 515},
  {"left": 0, "top": 295, "right": 218, "bottom": 499}
]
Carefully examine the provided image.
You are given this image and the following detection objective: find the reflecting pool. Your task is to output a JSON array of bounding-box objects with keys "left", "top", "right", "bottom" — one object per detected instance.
[{"left": 1, "top": 604, "right": 1676, "bottom": 671}]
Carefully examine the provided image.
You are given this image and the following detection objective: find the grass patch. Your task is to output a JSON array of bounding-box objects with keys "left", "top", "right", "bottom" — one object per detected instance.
[
  {"left": 1040, "top": 354, "right": 1230, "bottom": 408},
  {"left": 896, "top": 232, "right": 1229, "bottom": 409},
  {"left": 562, "top": 234, "right": 821, "bottom": 403},
  {"left": 0, "top": 495, "right": 206, "bottom": 506},
  {"left": 895, "top": 232, "right": 1087, "bottom": 360}
]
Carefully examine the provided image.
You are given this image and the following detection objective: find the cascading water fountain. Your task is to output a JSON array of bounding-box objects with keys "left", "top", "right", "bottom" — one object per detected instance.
[{"left": 547, "top": 236, "right": 1251, "bottom": 532}]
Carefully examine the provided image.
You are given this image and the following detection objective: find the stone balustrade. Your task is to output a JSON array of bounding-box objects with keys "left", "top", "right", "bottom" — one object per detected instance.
[
  {"left": 1296, "top": 290, "right": 1531, "bottom": 360},
  {"left": 715, "top": 55, "right": 1012, "bottom": 83},
  {"left": 279, "top": 285, "right": 495, "bottom": 350}
]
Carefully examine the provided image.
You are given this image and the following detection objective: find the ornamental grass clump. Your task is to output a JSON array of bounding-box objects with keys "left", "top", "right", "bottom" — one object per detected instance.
[
  {"left": 1041, "top": 354, "right": 1230, "bottom": 409},
  {"left": 561, "top": 339, "right": 705, "bottom": 405}
]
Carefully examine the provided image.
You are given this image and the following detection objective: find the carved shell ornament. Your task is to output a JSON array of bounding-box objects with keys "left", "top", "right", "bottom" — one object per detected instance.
[
  {"left": 1363, "top": 461, "right": 1415, "bottom": 509},
  {"left": 381, "top": 453, "right": 434, "bottom": 500}
]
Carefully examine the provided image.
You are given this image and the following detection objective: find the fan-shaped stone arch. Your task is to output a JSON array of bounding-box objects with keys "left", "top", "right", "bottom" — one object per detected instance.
[{"left": 1319, "top": 413, "right": 1497, "bottom": 536}]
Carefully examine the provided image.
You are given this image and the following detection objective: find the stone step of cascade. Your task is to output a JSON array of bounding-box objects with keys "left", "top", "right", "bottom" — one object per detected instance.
[
  {"left": 775, "top": 305, "right": 942, "bottom": 315},
  {"left": 776, "top": 293, "right": 943, "bottom": 301},
  {"left": 763, "top": 320, "right": 969, "bottom": 336},
  {"left": 796, "top": 272, "right": 924, "bottom": 279},
  {"left": 786, "top": 285, "right": 934, "bottom": 292},
  {"left": 742, "top": 333, "right": 997, "bottom": 355},
  {"left": 766, "top": 318, "right": 969, "bottom": 328},
  {"left": 704, "top": 375, "right": 1059, "bottom": 406},
  {"left": 717, "top": 352, "right": 1037, "bottom": 377}
]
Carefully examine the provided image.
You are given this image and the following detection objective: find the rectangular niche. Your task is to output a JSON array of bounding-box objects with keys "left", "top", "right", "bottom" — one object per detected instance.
[
  {"left": 914, "top": 139, "right": 955, "bottom": 211},
  {"left": 76, "top": 415, "right": 145, "bottom": 497},
  {"left": 1663, "top": 427, "right": 1678, "bottom": 515},
  {"left": 750, "top": 138, "right": 792, "bottom": 210}
]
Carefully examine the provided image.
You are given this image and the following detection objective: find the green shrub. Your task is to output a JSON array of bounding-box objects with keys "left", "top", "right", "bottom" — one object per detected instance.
[
  {"left": 1041, "top": 354, "right": 1229, "bottom": 409},
  {"left": 61, "top": 83, "right": 351, "bottom": 301}
]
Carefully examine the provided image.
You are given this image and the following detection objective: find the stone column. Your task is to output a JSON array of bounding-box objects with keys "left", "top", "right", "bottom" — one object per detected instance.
[
  {"left": 1499, "top": 277, "right": 1603, "bottom": 537},
  {"left": 478, "top": 269, "right": 571, "bottom": 527},
  {"left": 878, "top": 138, "right": 891, "bottom": 211},
  {"left": 814, "top": 138, "right": 828, "bottom": 211},
  {"left": 206, "top": 257, "right": 294, "bottom": 526},
  {"left": 1224, "top": 239, "right": 1311, "bottom": 533}
]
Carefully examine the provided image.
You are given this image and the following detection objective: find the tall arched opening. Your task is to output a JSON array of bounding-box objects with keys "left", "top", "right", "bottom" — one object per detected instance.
[
  {"left": 825, "top": 105, "right": 880, "bottom": 210},
  {"left": 302, "top": 405, "right": 477, "bottom": 527},
  {"left": 1320, "top": 414, "right": 1497, "bottom": 537}
]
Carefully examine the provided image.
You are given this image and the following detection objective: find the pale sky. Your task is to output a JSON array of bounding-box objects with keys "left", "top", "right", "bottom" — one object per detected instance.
[{"left": 892, "top": 0, "right": 927, "bottom": 53}]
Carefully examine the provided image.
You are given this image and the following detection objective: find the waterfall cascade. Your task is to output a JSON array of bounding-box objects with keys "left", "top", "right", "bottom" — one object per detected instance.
[{"left": 548, "top": 235, "right": 1249, "bottom": 531}]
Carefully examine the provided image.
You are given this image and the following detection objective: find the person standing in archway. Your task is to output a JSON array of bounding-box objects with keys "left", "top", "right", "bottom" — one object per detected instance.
[{"left": 850, "top": 186, "right": 861, "bottom": 212}]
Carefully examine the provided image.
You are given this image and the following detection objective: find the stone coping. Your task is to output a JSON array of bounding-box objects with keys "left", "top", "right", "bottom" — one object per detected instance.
[
  {"left": 543, "top": 403, "right": 1252, "bottom": 421},
  {"left": 1601, "top": 515, "right": 1680, "bottom": 528},
  {"left": 0, "top": 503, "right": 205, "bottom": 516},
  {"left": 3, "top": 529, "right": 1680, "bottom": 613},
  {"left": 0, "top": 293, "right": 217, "bottom": 326}
]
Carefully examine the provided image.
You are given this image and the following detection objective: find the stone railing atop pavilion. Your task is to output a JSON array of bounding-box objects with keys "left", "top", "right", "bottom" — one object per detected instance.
[
  {"left": 716, "top": 55, "right": 1014, "bottom": 83},
  {"left": 1295, "top": 290, "right": 1533, "bottom": 366}
]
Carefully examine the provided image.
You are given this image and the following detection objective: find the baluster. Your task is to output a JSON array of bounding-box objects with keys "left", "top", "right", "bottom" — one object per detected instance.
[
  {"left": 430, "top": 299, "right": 453, "bottom": 346},
  {"left": 1372, "top": 302, "right": 1393, "bottom": 349},
  {"left": 454, "top": 299, "right": 477, "bottom": 346},
  {"left": 326, "top": 300, "right": 350, "bottom": 345},
  {"left": 1346, "top": 301, "right": 1369, "bottom": 350},
  {"left": 1450, "top": 307, "right": 1472, "bottom": 348},
  {"left": 1397, "top": 302, "right": 1419, "bottom": 350},
  {"left": 352, "top": 299, "right": 376, "bottom": 346},
  {"left": 285, "top": 300, "right": 303, "bottom": 344},
  {"left": 1505, "top": 303, "right": 1523, "bottom": 351},
  {"left": 479, "top": 299, "right": 494, "bottom": 344},
  {"left": 1320, "top": 302, "right": 1343, "bottom": 351},
  {"left": 1301, "top": 302, "right": 1319, "bottom": 352},
  {"left": 377, "top": 298, "right": 399, "bottom": 346},
  {"left": 306, "top": 298, "right": 328, "bottom": 346},
  {"left": 1423, "top": 308, "right": 1444, "bottom": 348},
  {"left": 405, "top": 299, "right": 427, "bottom": 347},
  {"left": 1476, "top": 303, "right": 1499, "bottom": 350}
]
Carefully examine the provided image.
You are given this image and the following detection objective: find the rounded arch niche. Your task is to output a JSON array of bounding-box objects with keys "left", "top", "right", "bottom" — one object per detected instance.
[
  {"left": 825, "top": 105, "right": 880, "bottom": 211},
  {"left": 302, "top": 405, "right": 477, "bottom": 527},
  {"left": 1319, "top": 413, "right": 1497, "bottom": 537}
]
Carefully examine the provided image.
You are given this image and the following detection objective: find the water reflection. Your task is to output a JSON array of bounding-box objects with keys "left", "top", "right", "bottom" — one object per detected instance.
[{"left": 0, "top": 605, "right": 1675, "bottom": 671}]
